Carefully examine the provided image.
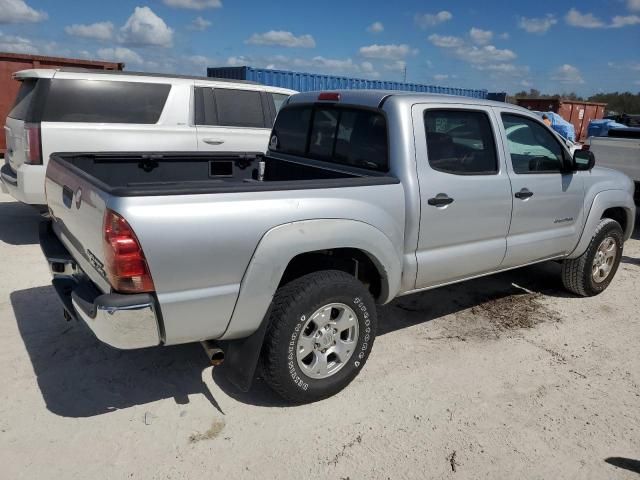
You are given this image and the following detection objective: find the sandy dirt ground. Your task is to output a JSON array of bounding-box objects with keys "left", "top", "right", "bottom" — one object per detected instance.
[{"left": 0, "top": 191, "right": 638, "bottom": 479}]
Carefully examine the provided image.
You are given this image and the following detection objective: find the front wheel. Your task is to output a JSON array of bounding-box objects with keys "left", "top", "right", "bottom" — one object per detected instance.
[
  {"left": 261, "top": 270, "right": 377, "bottom": 403},
  {"left": 561, "top": 218, "right": 624, "bottom": 296}
]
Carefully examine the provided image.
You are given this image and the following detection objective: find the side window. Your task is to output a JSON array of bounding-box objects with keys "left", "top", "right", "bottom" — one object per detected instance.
[
  {"left": 271, "top": 93, "right": 289, "bottom": 113},
  {"left": 194, "top": 87, "right": 217, "bottom": 125},
  {"left": 424, "top": 110, "right": 498, "bottom": 175},
  {"left": 501, "top": 114, "right": 565, "bottom": 174},
  {"left": 42, "top": 80, "right": 170, "bottom": 124},
  {"left": 213, "top": 88, "right": 266, "bottom": 128}
]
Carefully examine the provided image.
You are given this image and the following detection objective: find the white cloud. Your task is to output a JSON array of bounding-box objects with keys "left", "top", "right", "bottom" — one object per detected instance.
[
  {"left": 188, "top": 16, "right": 211, "bottom": 31},
  {"left": 428, "top": 34, "right": 464, "bottom": 48},
  {"left": 186, "top": 54, "right": 214, "bottom": 69},
  {"left": 0, "top": 0, "right": 47, "bottom": 24},
  {"left": 227, "top": 55, "right": 249, "bottom": 67},
  {"left": 361, "top": 61, "right": 375, "bottom": 72},
  {"left": 607, "top": 61, "right": 640, "bottom": 71},
  {"left": 0, "top": 29, "right": 38, "bottom": 53},
  {"left": 474, "top": 63, "right": 530, "bottom": 76},
  {"left": 520, "top": 80, "right": 533, "bottom": 88},
  {"left": 518, "top": 15, "right": 557, "bottom": 33},
  {"left": 119, "top": 6, "right": 173, "bottom": 47},
  {"left": 163, "top": 0, "right": 222, "bottom": 9},
  {"left": 384, "top": 60, "right": 406, "bottom": 72},
  {"left": 433, "top": 74, "right": 449, "bottom": 81},
  {"left": 628, "top": 0, "right": 640, "bottom": 11},
  {"left": 367, "top": 21, "right": 384, "bottom": 33},
  {"left": 97, "top": 47, "right": 143, "bottom": 65},
  {"left": 610, "top": 14, "right": 640, "bottom": 27},
  {"left": 359, "top": 43, "right": 415, "bottom": 60},
  {"left": 551, "top": 64, "right": 585, "bottom": 84},
  {"left": 415, "top": 10, "right": 452, "bottom": 28},
  {"left": 469, "top": 27, "right": 493, "bottom": 45},
  {"left": 454, "top": 45, "right": 517, "bottom": 64},
  {"left": 565, "top": 8, "right": 606, "bottom": 28},
  {"left": 565, "top": 8, "right": 640, "bottom": 28},
  {"left": 498, "top": 32, "right": 510, "bottom": 40},
  {"left": 65, "top": 21, "right": 114, "bottom": 41},
  {"left": 246, "top": 30, "right": 315, "bottom": 48}
]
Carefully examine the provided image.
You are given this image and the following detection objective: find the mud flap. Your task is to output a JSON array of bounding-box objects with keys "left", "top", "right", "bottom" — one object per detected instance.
[{"left": 216, "top": 307, "right": 271, "bottom": 392}]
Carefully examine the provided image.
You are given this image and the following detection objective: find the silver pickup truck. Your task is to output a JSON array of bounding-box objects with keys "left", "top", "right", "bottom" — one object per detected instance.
[{"left": 40, "top": 90, "right": 636, "bottom": 402}]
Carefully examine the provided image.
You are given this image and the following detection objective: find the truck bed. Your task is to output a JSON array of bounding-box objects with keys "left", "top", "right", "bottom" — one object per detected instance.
[
  {"left": 50, "top": 152, "right": 397, "bottom": 197},
  {"left": 44, "top": 150, "right": 405, "bottom": 344}
]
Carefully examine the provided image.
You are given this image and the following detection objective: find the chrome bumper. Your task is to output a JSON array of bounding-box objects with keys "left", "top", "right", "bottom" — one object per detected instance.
[
  {"left": 40, "top": 221, "right": 161, "bottom": 349},
  {"left": 70, "top": 291, "right": 161, "bottom": 349}
]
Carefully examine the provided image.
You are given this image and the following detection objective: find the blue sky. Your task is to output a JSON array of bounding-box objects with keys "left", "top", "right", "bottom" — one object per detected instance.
[{"left": 0, "top": 0, "right": 639, "bottom": 95}]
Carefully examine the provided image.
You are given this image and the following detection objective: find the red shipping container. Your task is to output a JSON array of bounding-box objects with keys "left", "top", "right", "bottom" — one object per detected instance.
[{"left": 516, "top": 98, "right": 607, "bottom": 142}]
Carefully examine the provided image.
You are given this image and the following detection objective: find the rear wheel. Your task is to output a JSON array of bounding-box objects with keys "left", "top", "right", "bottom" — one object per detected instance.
[
  {"left": 261, "top": 270, "right": 377, "bottom": 403},
  {"left": 561, "top": 218, "right": 623, "bottom": 296}
]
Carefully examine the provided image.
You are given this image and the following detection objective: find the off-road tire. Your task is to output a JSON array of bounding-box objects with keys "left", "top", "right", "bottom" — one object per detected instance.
[
  {"left": 561, "top": 218, "right": 623, "bottom": 296},
  {"left": 261, "top": 270, "right": 377, "bottom": 403}
]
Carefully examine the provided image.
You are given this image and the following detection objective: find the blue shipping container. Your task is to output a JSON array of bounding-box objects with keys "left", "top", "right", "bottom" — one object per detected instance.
[{"left": 207, "top": 66, "right": 488, "bottom": 100}]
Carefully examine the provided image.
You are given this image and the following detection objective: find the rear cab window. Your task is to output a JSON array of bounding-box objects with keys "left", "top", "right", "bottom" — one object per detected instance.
[{"left": 270, "top": 104, "right": 389, "bottom": 172}]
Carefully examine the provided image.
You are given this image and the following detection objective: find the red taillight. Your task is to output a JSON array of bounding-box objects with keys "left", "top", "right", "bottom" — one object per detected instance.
[
  {"left": 25, "top": 123, "right": 42, "bottom": 165},
  {"left": 318, "top": 92, "right": 340, "bottom": 102},
  {"left": 103, "top": 210, "right": 155, "bottom": 293}
]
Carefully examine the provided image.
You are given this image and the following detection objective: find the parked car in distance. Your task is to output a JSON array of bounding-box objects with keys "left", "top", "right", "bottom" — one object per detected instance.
[
  {"left": 587, "top": 127, "right": 640, "bottom": 196},
  {"left": 1, "top": 68, "right": 295, "bottom": 205},
  {"left": 40, "top": 90, "right": 636, "bottom": 403}
]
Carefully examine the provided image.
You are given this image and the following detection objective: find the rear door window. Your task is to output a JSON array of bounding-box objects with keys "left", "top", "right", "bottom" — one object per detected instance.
[
  {"left": 213, "top": 88, "right": 267, "bottom": 128},
  {"left": 42, "top": 79, "right": 170, "bottom": 124},
  {"left": 271, "top": 104, "right": 389, "bottom": 172},
  {"left": 7, "top": 80, "right": 38, "bottom": 120}
]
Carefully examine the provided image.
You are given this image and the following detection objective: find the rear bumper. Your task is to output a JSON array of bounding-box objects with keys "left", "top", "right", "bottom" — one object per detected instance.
[
  {"left": 39, "top": 221, "right": 162, "bottom": 349},
  {"left": 1, "top": 162, "right": 46, "bottom": 204}
]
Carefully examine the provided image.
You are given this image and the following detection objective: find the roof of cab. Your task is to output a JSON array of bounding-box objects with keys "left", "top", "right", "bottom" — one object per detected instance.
[{"left": 287, "top": 89, "right": 532, "bottom": 113}]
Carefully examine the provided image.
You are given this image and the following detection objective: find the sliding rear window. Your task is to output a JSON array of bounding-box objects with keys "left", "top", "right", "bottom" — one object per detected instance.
[
  {"left": 41, "top": 79, "right": 170, "bottom": 124},
  {"left": 271, "top": 104, "right": 388, "bottom": 172}
]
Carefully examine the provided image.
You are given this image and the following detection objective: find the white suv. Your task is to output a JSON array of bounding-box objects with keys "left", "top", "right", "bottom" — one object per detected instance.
[{"left": 1, "top": 68, "right": 295, "bottom": 205}]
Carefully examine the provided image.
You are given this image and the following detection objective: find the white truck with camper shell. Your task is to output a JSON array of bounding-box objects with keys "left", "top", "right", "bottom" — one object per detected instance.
[{"left": 39, "top": 90, "right": 635, "bottom": 402}]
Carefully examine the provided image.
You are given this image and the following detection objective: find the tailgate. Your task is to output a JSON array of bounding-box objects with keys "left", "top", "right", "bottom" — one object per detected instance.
[{"left": 45, "top": 155, "right": 112, "bottom": 293}]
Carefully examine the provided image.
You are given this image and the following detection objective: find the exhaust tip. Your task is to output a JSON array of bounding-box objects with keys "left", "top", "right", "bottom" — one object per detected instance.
[
  {"left": 210, "top": 350, "right": 225, "bottom": 367},
  {"left": 201, "top": 341, "right": 225, "bottom": 367}
]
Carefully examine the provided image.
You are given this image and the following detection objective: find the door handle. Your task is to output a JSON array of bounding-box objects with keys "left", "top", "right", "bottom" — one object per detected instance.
[
  {"left": 514, "top": 189, "right": 534, "bottom": 199},
  {"left": 202, "top": 138, "right": 225, "bottom": 145},
  {"left": 427, "top": 194, "right": 454, "bottom": 207}
]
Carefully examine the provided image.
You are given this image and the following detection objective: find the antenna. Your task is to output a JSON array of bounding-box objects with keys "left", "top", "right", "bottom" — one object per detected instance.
[{"left": 403, "top": 66, "right": 407, "bottom": 82}]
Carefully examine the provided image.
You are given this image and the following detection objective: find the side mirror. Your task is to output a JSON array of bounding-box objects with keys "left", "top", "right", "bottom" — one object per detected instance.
[{"left": 573, "top": 149, "right": 595, "bottom": 171}]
